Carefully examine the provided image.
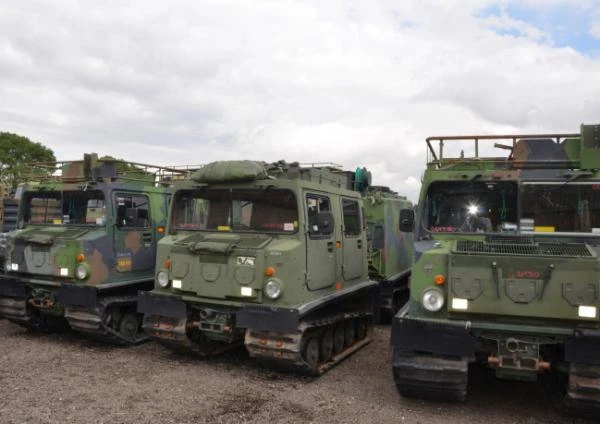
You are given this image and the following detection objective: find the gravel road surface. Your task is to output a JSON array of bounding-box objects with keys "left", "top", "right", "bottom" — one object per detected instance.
[{"left": 0, "top": 320, "right": 593, "bottom": 424}]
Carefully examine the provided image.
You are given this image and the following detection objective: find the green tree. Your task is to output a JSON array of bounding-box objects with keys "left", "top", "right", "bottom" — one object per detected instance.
[
  {"left": 99, "top": 155, "right": 153, "bottom": 179},
  {"left": 0, "top": 132, "right": 56, "bottom": 190}
]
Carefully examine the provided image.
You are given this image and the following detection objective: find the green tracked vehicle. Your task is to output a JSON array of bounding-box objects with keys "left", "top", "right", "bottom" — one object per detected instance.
[
  {"left": 0, "top": 182, "right": 20, "bottom": 233},
  {"left": 391, "top": 124, "right": 600, "bottom": 418},
  {"left": 363, "top": 186, "right": 413, "bottom": 320},
  {"left": 0, "top": 154, "right": 187, "bottom": 344},
  {"left": 139, "top": 160, "right": 379, "bottom": 374}
]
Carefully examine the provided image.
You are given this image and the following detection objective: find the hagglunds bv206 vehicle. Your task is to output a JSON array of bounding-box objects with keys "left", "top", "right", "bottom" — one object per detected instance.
[
  {"left": 139, "top": 160, "right": 378, "bottom": 374},
  {"left": 0, "top": 154, "right": 185, "bottom": 344},
  {"left": 363, "top": 186, "right": 413, "bottom": 320},
  {"left": 391, "top": 125, "right": 600, "bottom": 418}
]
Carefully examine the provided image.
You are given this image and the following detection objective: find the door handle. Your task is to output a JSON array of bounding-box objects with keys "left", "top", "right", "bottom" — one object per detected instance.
[{"left": 327, "top": 241, "right": 334, "bottom": 252}]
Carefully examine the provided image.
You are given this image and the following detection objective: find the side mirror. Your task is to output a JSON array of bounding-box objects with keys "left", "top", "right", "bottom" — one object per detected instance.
[
  {"left": 399, "top": 209, "right": 415, "bottom": 233},
  {"left": 317, "top": 211, "right": 334, "bottom": 236}
]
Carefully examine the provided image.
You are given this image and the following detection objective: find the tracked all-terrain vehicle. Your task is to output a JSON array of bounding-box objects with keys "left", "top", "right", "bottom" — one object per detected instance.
[
  {"left": 0, "top": 154, "right": 186, "bottom": 344},
  {"left": 363, "top": 186, "right": 413, "bottom": 320},
  {"left": 391, "top": 124, "right": 600, "bottom": 419},
  {"left": 139, "top": 160, "right": 378, "bottom": 374}
]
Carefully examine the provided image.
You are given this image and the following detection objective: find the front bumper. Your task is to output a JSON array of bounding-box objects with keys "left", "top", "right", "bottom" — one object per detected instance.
[
  {"left": 391, "top": 305, "right": 600, "bottom": 365},
  {"left": 137, "top": 290, "right": 300, "bottom": 332}
]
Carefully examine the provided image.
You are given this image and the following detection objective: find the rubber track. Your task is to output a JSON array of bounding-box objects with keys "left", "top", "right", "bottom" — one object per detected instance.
[
  {"left": 0, "top": 297, "right": 68, "bottom": 331},
  {"left": 556, "top": 363, "right": 600, "bottom": 419},
  {"left": 245, "top": 311, "right": 373, "bottom": 375},
  {"left": 392, "top": 351, "right": 469, "bottom": 402},
  {"left": 65, "top": 295, "right": 147, "bottom": 345},
  {"left": 142, "top": 315, "right": 238, "bottom": 356}
]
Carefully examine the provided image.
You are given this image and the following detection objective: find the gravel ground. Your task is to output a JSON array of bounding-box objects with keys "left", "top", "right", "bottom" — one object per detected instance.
[{"left": 0, "top": 319, "right": 593, "bottom": 424}]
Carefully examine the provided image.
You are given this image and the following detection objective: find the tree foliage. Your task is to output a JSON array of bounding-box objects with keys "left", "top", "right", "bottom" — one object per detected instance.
[
  {"left": 0, "top": 132, "right": 56, "bottom": 190},
  {"left": 99, "top": 155, "right": 154, "bottom": 180}
]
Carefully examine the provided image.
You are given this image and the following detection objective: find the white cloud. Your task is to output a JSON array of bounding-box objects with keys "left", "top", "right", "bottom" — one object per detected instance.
[
  {"left": 591, "top": 23, "right": 600, "bottom": 39},
  {"left": 0, "top": 0, "right": 599, "bottom": 201}
]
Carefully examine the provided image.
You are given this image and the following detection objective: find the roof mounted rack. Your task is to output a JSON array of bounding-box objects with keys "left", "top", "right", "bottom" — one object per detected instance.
[
  {"left": 25, "top": 153, "right": 193, "bottom": 186},
  {"left": 425, "top": 132, "right": 580, "bottom": 170}
]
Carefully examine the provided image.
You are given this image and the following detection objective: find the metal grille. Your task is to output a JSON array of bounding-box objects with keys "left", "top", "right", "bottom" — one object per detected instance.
[
  {"left": 487, "top": 234, "right": 535, "bottom": 245},
  {"left": 455, "top": 240, "right": 593, "bottom": 257}
]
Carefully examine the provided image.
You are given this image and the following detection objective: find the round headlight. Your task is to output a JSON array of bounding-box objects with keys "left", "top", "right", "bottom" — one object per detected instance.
[
  {"left": 4, "top": 259, "right": 12, "bottom": 272},
  {"left": 157, "top": 271, "right": 169, "bottom": 288},
  {"left": 75, "top": 264, "right": 88, "bottom": 280},
  {"left": 422, "top": 288, "right": 445, "bottom": 312},
  {"left": 264, "top": 280, "right": 282, "bottom": 299}
]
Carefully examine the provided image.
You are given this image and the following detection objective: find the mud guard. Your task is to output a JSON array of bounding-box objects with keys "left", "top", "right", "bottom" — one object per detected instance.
[
  {"left": 0, "top": 276, "right": 27, "bottom": 298},
  {"left": 137, "top": 290, "right": 187, "bottom": 319},
  {"left": 565, "top": 328, "right": 600, "bottom": 365},
  {"left": 391, "top": 303, "right": 476, "bottom": 358},
  {"left": 58, "top": 284, "right": 97, "bottom": 308}
]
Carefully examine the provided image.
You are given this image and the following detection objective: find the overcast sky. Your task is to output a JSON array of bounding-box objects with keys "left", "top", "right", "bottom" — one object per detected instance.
[{"left": 1, "top": 0, "right": 599, "bottom": 200}]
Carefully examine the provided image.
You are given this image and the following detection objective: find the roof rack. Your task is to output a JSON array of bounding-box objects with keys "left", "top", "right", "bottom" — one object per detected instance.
[
  {"left": 25, "top": 153, "right": 194, "bottom": 186},
  {"left": 425, "top": 133, "right": 580, "bottom": 169}
]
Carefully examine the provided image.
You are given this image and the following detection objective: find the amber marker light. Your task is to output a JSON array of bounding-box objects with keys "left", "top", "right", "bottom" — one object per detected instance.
[
  {"left": 264, "top": 267, "right": 275, "bottom": 277},
  {"left": 165, "top": 259, "right": 171, "bottom": 269},
  {"left": 157, "top": 226, "right": 165, "bottom": 234},
  {"left": 335, "top": 282, "right": 343, "bottom": 291},
  {"left": 434, "top": 274, "right": 446, "bottom": 285},
  {"left": 76, "top": 253, "right": 85, "bottom": 263}
]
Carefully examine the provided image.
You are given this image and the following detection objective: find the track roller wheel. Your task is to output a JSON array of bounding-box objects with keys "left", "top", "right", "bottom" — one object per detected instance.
[
  {"left": 355, "top": 318, "right": 367, "bottom": 341},
  {"left": 302, "top": 336, "right": 320, "bottom": 370},
  {"left": 320, "top": 328, "right": 333, "bottom": 362},
  {"left": 344, "top": 319, "right": 355, "bottom": 347},
  {"left": 333, "top": 323, "right": 345, "bottom": 354},
  {"left": 119, "top": 312, "right": 141, "bottom": 343}
]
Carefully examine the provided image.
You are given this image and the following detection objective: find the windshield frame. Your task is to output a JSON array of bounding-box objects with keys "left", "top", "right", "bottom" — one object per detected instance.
[
  {"left": 21, "top": 188, "right": 107, "bottom": 228},
  {"left": 420, "top": 179, "right": 600, "bottom": 238},
  {"left": 420, "top": 180, "right": 519, "bottom": 236},
  {"left": 169, "top": 187, "right": 300, "bottom": 235}
]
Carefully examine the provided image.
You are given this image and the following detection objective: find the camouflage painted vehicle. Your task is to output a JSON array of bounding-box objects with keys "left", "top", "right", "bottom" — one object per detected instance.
[
  {"left": 0, "top": 154, "right": 186, "bottom": 344},
  {"left": 139, "top": 160, "right": 378, "bottom": 374},
  {"left": 391, "top": 124, "right": 600, "bottom": 418},
  {"left": 363, "top": 186, "right": 413, "bottom": 319}
]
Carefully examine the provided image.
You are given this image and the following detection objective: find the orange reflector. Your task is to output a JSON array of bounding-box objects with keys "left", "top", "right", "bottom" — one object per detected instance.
[
  {"left": 264, "top": 267, "right": 275, "bottom": 277},
  {"left": 75, "top": 254, "right": 85, "bottom": 263},
  {"left": 165, "top": 259, "right": 171, "bottom": 269},
  {"left": 336, "top": 241, "right": 342, "bottom": 248},
  {"left": 434, "top": 274, "right": 445, "bottom": 285},
  {"left": 335, "top": 282, "right": 342, "bottom": 291},
  {"left": 157, "top": 226, "right": 165, "bottom": 234}
]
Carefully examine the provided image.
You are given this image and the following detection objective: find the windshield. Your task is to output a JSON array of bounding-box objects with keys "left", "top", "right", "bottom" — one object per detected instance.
[
  {"left": 522, "top": 184, "right": 600, "bottom": 233},
  {"left": 171, "top": 188, "right": 299, "bottom": 233},
  {"left": 23, "top": 190, "right": 106, "bottom": 226},
  {"left": 424, "top": 181, "right": 518, "bottom": 233}
]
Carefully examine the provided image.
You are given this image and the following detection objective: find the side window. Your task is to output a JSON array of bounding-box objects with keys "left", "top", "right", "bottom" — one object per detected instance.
[
  {"left": 116, "top": 194, "right": 149, "bottom": 228},
  {"left": 342, "top": 198, "right": 361, "bottom": 236},
  {"left": 306, "top": 194, "right": 333, "bottom": 238}
]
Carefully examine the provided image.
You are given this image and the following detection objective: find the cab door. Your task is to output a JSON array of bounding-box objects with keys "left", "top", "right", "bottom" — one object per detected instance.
[
  {"left": 305, "top": 193, "right": 336, "bottom": 290},
  {"left": 113, "top": 192, "right": 155, "bottom": 274},
  {"left": 341, "top": 197, "right": 365, "bottom": 280}
]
